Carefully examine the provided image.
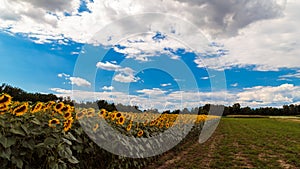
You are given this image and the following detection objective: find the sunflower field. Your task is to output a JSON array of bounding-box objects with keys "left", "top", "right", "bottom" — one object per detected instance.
[{"left": 0, "top": 93, "right": 220, "bottom": 169}]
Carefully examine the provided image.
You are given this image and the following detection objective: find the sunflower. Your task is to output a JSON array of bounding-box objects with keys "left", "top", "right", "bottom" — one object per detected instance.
[
  {"left": 31, "top": 102, "right": 44, "bottom": 113},
  {"left": 0, "top": 104, "right": 9, "bottom": 112},
  {"left": 61, "top": 105, "right": 71, "bottom": 112},
  {"left": 110, "top": 112, "right": 116, "bottom": 121},
  {"left": 64, "top": 112, "right": 72, "bottom": 119},
  {"left": 54, "top": 102, "right": 64, "bottom": 112},
  {"left": 13, "top": 102, "right": 28, "bottom": 116},
  {"left": 76, "top": 111, "right": 85, "bottom": 120},
  {"left": 44, "top": 101, "right": 55, "bottom": 111},
  {"left": 86, "top": 108, "right": 95, "bottom": 117},
  {"left": 48, "top": 118, "right": 60, "bottom": 128},
  {"left": 93, "top": 124, "right": 99, "bottom": 132},
  {"left": 126, "top": 123, "right": 132, "bottom": 131},
  {"left": 150, "top": 120, "right": 156, "bottom": 126},
  {"left": 117, "top": 115, "right": 125, "bottom": 125},
  {"left": 63, "top": 117, "right": 73, "bottom": 132},
  {"left": 116, "top": 112, "right": 122, "bottom": 118},
  {"left": 165, "top": 122, "right": 170, "bottom": 129},
  {"left": 0, "top": 93, "right": 12, "bottom": 105},
  {"left": 143, "top": 120, "right": 148, "bottom": 127},
  {"left": 137, "top": 129, "right": 144, "bottom": 137}
]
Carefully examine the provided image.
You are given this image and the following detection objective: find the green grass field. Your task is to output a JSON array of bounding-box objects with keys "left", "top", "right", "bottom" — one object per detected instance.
[{"left": 146, "top": 118, "right": 300, "bottom": 169}]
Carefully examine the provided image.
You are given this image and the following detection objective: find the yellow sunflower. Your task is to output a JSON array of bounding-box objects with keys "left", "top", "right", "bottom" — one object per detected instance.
[
  {"left": 117, "top": 115, "right": 125, "bottom": 125},
  {"left": 54, "top": 102, "right": 64, "bottom": 112},
  {"left": 76, "top": 111, "right": 85, "bottom": 120},
  {"left": 48, "top": 118, "right": 60, "bottom": 128},
  {"left": 31, "top": 102, "right": 44, "bottom": 113},
  {"left": 137, "top": 129, "right": 144, "bottom": 137},
  {"left": 115, "top": 112, "right": 122, "bottom": 118},
  {"left": 93, "top": 124, "right": 99, "bottom": 132},
  {"left": 0, "top": 93, "right": 12, "bottom": 105},
  {"left": 126, "top": 123, "right": 132, "bottom": 132},
  {"left": 44, "top": 101, "right": 55, "bottom": 111},
  {"left": 13, "top": 102, "right": 29, "bottom": 116},
  {"left": 86, "top": 108, "right": 95, "bottom": 117},
  {"left": 110, "top": 112, "right": 117, "bottom": 121},
  {"left": 165, "top": 122, "right": 170, "bottom": 129},
  {"left": 63, "top": 112, "right": 72, "bottom": 119},
  {"left": 61, "top": 105, "right": 71, "bottom": 112},
  {"left": 63, "top": 117, "right": 73, "bottom": 132},
  {"left": 0, "top": 104, "right": 9, "bottom": 112}
]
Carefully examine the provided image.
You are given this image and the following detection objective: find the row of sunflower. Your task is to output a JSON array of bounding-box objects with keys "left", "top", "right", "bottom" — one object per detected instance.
[{"left": 0, "top": 93, "right": 220, "bottom": 169}]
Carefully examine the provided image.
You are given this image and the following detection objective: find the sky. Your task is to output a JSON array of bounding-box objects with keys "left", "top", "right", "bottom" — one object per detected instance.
[{"left": 0, "top": 0, "right": 300, "bottom": 111}]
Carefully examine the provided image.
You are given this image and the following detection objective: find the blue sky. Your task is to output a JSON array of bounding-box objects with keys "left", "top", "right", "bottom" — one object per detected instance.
[{"left": 0, "top": 0, "right": 299, "bottom": 110}]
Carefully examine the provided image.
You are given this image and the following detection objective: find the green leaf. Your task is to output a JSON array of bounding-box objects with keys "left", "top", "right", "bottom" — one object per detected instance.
[
  {"left": 58, "top": 146, "right": 72, "bottom": 159},
  {"left": 0, "top": 119, "right": 5, "bottom": 127},
  {"left": 0, "top": 147, "right": 11, "bottom": 160},
  {"left": 0, "top": 136, "right": 16, "bottom": 148},
  {"left": 11, "top": 156, "right": 23, "bottom": 169},
  {"left": 44, "top": 137, "right": 56, "bottom": 146},
  {"left": 21, "top": 124, "right": 29, "bottom": 135},
  {"left": 68, "top": 156, "right": 79, "bottom": 164},
  {"left": 22, "top": 139, "right": 35, "bottom": 150},
  {"left": 31, "top": 118, "right": 41, "bottom": 125},
  {"left": 10, "top": 127, "right": 26, "bottom": 136},
  {"left": 62, "top": 138, "right": 72, "bottom": 145}
]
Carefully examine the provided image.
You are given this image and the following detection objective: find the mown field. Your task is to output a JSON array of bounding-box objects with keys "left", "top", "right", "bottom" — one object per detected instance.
[{"left": 146, "top": 118, "right": 300, "bottom": 169}]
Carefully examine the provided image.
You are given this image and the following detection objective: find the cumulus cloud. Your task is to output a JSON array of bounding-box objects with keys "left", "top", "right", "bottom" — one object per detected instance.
[
  {"left": 102, "top": 86, "right": 114, "bottom": 91},
  {"left": 231, "top": 83, "right": 238, "bottom": 87},
  {"left": 69, "top": 77, "right": 91, "bottom": 87},
  {"left": 113, "top": 74, "right": 139, "bottom": 83},
  {"left": 96, "top": 61, "right": 121, "bottom": 71},
  {"left": 57, "top": 73, "right": 91, "bottom": 87},
  {"left": 1, "top": 0, "right": 299, "bottom": 71},
  {"left": 96, "top": 61, "right": 139, "bottom": 83},
  {"left": 161, "top": 83, "right": 171, "bottom": 87}
]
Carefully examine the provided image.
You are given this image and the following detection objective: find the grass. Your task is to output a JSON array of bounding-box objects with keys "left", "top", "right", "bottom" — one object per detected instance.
[{"left": 146, "top": 118, "right": 300, "bottom": 169}]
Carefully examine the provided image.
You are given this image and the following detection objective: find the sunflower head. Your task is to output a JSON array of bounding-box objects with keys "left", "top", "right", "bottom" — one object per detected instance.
[
  {"left": 0, "top": 93, "right": 12, "bottom": 105},
  {"left": 116, "top": 112, "right": 122, "bottom": 118},
  {"left": 63, "top": 117, "right": 73, "bottom": 132},
  {"left": 13, "top": 102, "right": 29, "bottom": 116},
  {"left": 117, "top": 116, "right": 125, "bottom": 125},
  {"left": 54, "top": 102, "right": 64, "bottom": 112},
  {"left": 0, "top": 103, "right": 8, "bottom": 110},
  {"left": 31, "top": 102, "right": 44, "bottom": 113},
  {"left": 61, "top": 105, "right": 71, "bottom": 112},
  {"left": 137, "top": 129, "right": 144, "bottom": 137},
  {"left": 93, "top": 124, "right": 99, "bottom": 132},
  {"left": 126, "top": 123, "right": 132, "bottom": 132},
  {"left": 48, "top": 118, "right": 60, "bottom": 128},
  {"left": 86, "top": 108, "right": 95, "bottom": 117},
  {"left": 76, "top": 111, "right": 85, "bottom": 120},
  {"left": 64, "top": 112, "right": 72, "bottom": 119}
]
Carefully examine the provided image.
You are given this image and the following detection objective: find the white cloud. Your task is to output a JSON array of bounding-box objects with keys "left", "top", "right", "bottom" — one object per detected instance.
[
  {"left": 279, "top": 71, "right": 300, "bottom": 79},
  {"left": 161, "top": 83, "right": 171, "bottom": 87},
  {"left": 96, "top": 61, "right": 121, "bottom": 71},
  {"left": 50, "top": 88, "right": 72, "bottom": 94},
  {"left": 201, "top": 77, "right": 209, "bottom": 80},
  {"left": 1, "top": 0, "right": 299, "bottom": 71},
  {"left": 69, "top": 77, "right": 91, "bottom": 87},
  {"left": 231, "top": 83, "right": 238, "bottom": 87},
  {"left": 136, "top": 88, "right": 167, "bottom": 96},
  {"left": 113, "top": 74, "right": 139, "bottom": 83},
  {"left": 58, "top": 73, "right": 70, "bottom": 78},
  {"left": 96, "top": 61, "right": 139, "bottom": 83},
  {"left": 102, "top": 86, "right": 114, "bottom": 91}
]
